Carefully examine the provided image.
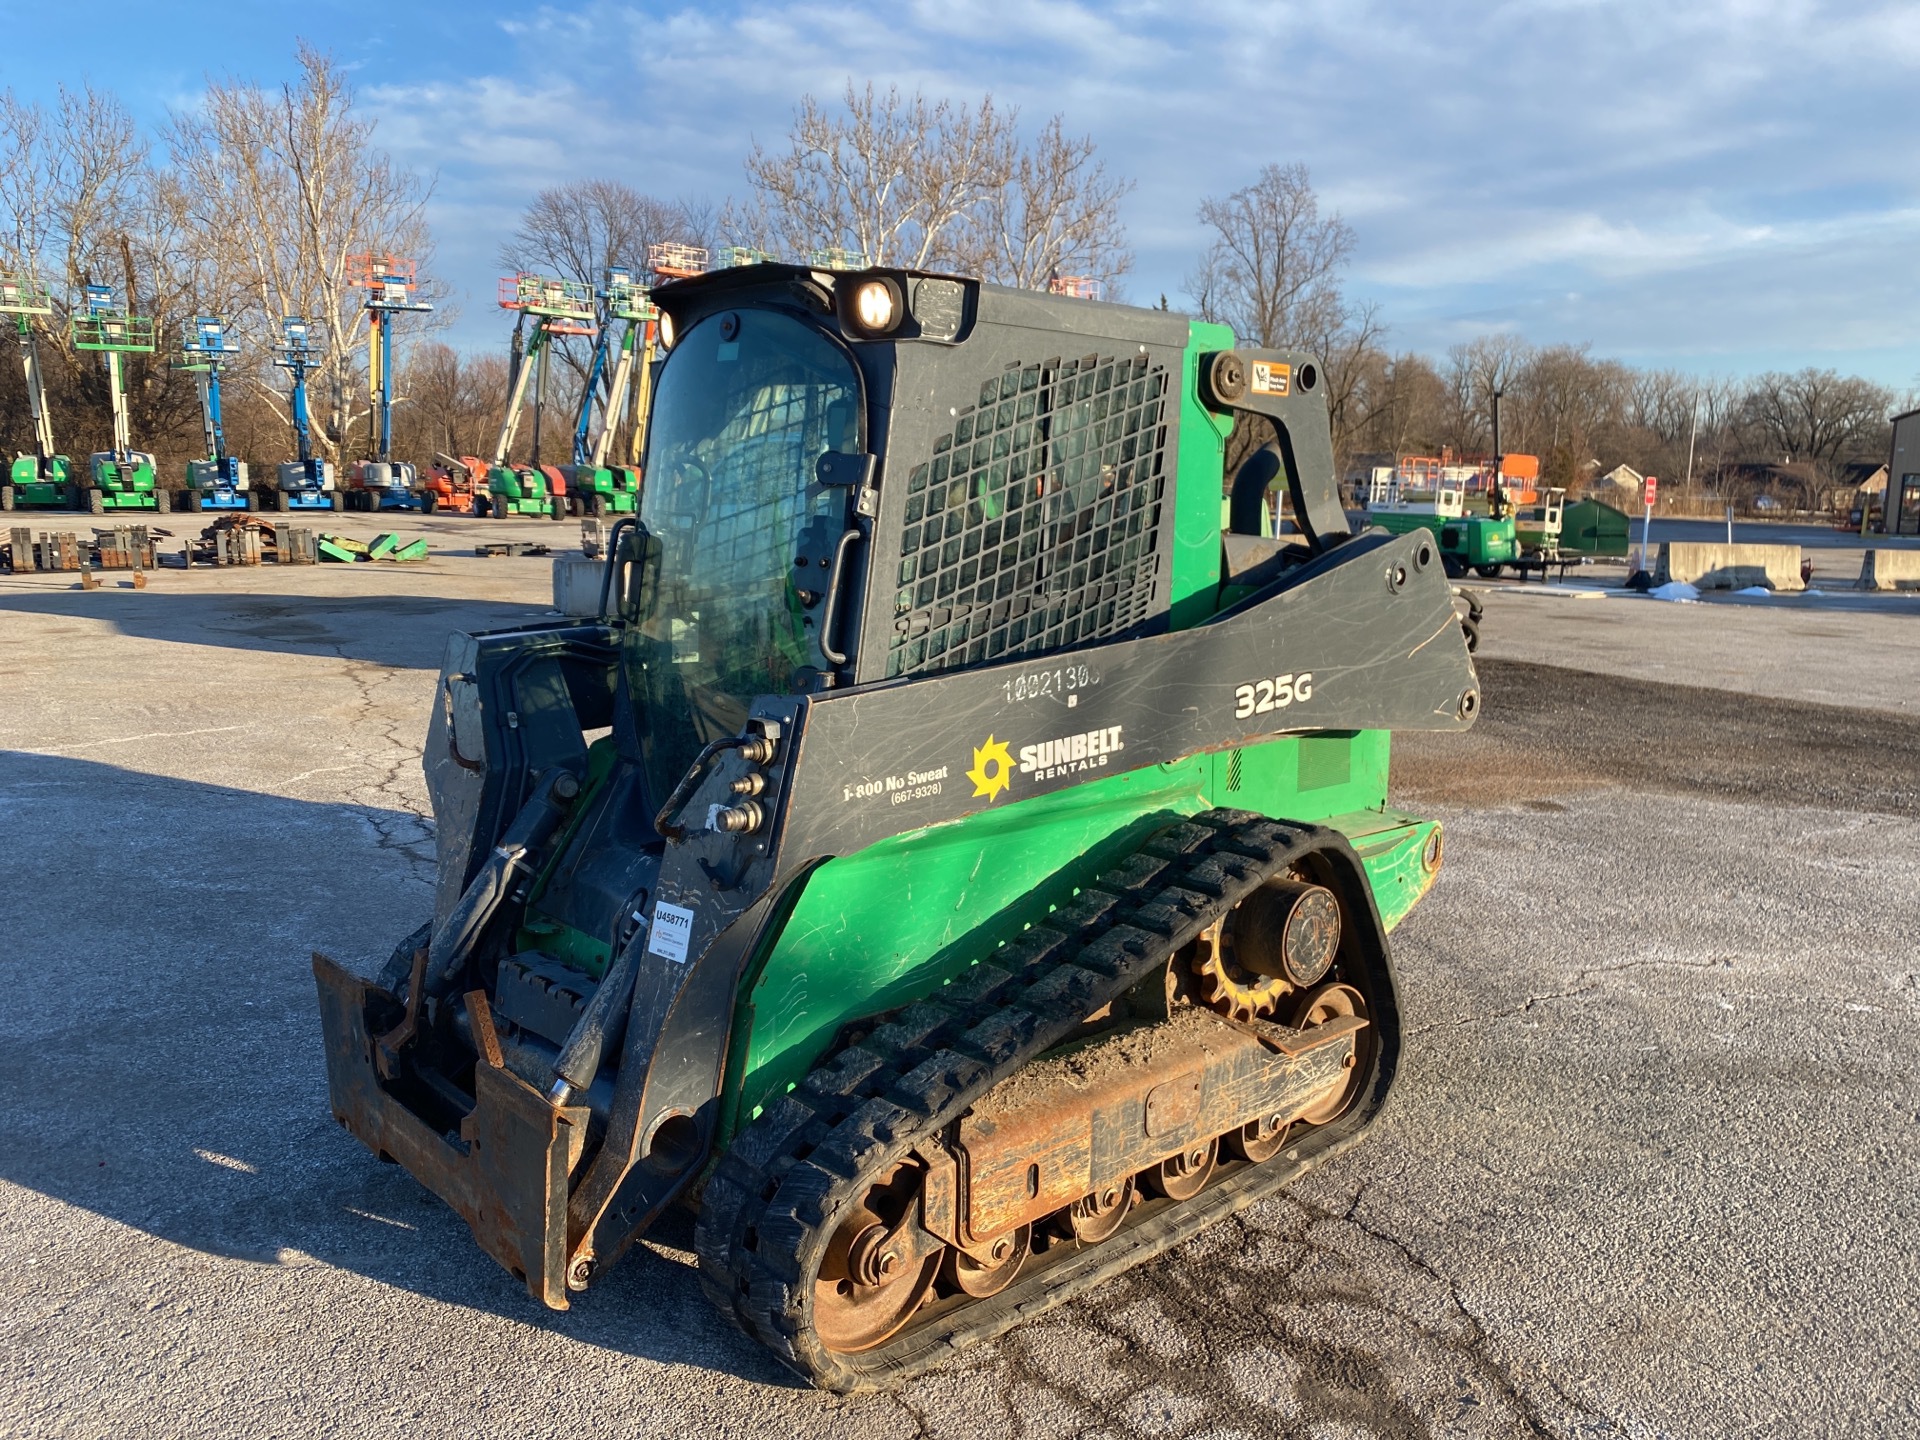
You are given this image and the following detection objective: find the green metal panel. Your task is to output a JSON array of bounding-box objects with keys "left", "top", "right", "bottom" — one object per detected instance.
[
  {"left": 725, "top": 724, "right": 1437, "bottom": 1138},
  {"left": 1369, "top": 510, "right": 1516, "bottom": 566},
  {"left": 1562, "top": 498, "right": 1630, "bottom": 558},
  {"left": 1168, "top": 320, "right": 1235, "bottom": 631},
  {"left": 726, "top": 758, "right": 1213, "bottom": 1133}
]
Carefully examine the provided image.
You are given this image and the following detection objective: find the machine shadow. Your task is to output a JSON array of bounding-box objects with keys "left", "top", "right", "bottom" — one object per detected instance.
[
  {"left": 0, "top": 751, "right": 800, "bottom": 1387},
  {"left": 0, "top": 589, "right": 558, "bottom": 669}
]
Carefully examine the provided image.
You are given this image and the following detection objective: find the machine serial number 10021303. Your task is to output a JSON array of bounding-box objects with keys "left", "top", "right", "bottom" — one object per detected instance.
[{"left": 1233, "top": 671, "right": 1314, "bottom": 719}]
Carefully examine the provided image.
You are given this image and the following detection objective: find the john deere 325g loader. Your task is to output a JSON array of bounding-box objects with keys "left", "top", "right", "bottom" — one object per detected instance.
[{"left": 314, "top": 263, "right": 1480, "bottom": 1391}]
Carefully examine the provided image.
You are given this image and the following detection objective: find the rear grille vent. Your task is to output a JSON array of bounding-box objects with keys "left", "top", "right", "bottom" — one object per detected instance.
[{"left": 887, "top": 353, "right": 1169, "bottom": 677}]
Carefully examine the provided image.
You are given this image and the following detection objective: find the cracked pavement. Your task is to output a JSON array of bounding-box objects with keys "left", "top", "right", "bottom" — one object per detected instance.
[{"left": 1, "top": 540, "right": 1915, "bottom": 1439}]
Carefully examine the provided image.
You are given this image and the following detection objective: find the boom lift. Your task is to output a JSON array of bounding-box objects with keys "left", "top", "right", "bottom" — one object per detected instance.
[
  {"left": 1, "top": 272, "right": 76, "bottom": 511},
  {"left": 177, "top": 314, "right": 254, "bottom": 512},
  {"left": 345, "top": 253, "right": 432, "bottom": 512},
  {"left": 270, "top": 316, "right": 341, "bottom": 511},
  {"left": 314, "top": 264, "right": 1480, "bottom": 1392},
  {"left": 72, "top": 285, "right": 166, "bottom": 515},
  {"left": 561, "top": 266, "right": 654, "bottom": 517},
  {"left": 483, "top": 273, "right": 595, "bottom": 520}
]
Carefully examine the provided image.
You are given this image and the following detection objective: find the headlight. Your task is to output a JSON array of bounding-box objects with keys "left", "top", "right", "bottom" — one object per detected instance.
[
  {"left": 853, "top": 279, "right": 896, "bottom": 333},
  {"left": 840, "top": 274, "right": 904, "bottom": 338},
  {"left": 657, "top": 310, "right": 675, "bottom": 350}
]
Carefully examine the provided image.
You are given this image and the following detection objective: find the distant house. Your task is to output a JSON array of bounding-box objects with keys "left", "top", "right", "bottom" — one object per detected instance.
[
  {"left": 1589, "top": 464, "right": 1643, "bottom": 505},
  {"left": 1832, "top": 462, "right": 1887, "bottom": 516}
]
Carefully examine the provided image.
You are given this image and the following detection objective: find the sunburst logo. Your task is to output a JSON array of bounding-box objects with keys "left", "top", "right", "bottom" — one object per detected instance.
[{"left": 967, "top": 735, "right": 1015, "bottom": 802}]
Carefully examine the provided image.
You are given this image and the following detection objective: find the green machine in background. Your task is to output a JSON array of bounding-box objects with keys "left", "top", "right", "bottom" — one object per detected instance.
[
  {"left": 314, "top": 266, "right": 1482, "bottom": 1392},
  {"left": 1364, "top": 462, "right": 1515, "bottom": 577},
  {"left": 561, "top": 266, "right": 654, "bottom": 517},
  {"left": 72, "top": 285, "right": 166, "bottom": 514},
  {"left": 1, "top": 272, "right": 77, "bottom": 511},
  {"left": 484, "top": 273, "right": 598, "bottom": 519}
]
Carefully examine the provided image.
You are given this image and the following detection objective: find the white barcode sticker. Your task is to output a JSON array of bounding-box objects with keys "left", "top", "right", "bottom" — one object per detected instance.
[{"left": 646, "top": 902, "right": 696, "bottom": 964}]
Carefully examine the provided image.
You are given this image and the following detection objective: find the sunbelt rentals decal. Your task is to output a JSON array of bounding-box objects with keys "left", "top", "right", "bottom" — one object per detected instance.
[{"left": 967, "top": 724, "right": 1126, "bottom": 803}]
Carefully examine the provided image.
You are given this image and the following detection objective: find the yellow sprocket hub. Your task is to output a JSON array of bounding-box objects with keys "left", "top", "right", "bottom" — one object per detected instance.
[{"left": 1188, "top": 914, "right": 1291, "bottom": 1023}]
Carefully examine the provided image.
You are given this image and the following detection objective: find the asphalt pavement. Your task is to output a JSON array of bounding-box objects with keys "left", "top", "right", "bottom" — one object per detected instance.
[{"left": 1, "top": 532, "right": 1914, "bottom": 1439}]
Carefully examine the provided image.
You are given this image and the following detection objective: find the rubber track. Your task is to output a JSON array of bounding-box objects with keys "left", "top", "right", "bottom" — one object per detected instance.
[{"left": 692, "top": 809, "right": 1371, "bottom": 1393}]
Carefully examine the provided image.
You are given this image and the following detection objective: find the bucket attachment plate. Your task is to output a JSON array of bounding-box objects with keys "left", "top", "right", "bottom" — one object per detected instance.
[{"left": 313, "top": 952, "right": 587, "bottom": 1308}]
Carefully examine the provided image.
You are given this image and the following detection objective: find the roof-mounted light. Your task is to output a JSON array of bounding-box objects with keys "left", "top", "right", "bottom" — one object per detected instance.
[{"left": 839, "top": 273, "right": 905, "bottom": 339}]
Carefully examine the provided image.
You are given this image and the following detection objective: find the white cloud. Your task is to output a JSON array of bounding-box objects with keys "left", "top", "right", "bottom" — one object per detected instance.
[{"left": 350, "top": 0, "right": 1920, "bottom": 380}]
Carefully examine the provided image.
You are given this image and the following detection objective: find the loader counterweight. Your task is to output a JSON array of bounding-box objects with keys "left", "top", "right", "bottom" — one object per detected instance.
[{"left": 314, "top": 262, "right": 1478, "bottom": 1390}]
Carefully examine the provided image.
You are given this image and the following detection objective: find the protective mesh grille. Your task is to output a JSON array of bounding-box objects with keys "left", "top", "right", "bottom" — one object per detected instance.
[{"left": 887, "top": 353, "right": 1169, "bottom": 677}]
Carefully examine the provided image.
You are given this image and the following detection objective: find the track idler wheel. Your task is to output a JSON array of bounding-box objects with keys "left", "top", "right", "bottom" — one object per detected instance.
[
  {"left": 1229, "top": 1113, "right": 1293, "bottom": 1164},
  {"left": 1066, "top": 1176, "right": 1135, "bottom": 1244},
  {"left": 942, "top": 1226, "right": 1031, "bottom": 1298},
  {"left": 1148, "top": 1136, "right": 1219, "bottom": 1201},
  {"left": 812, "top": 1164, "right": 944, "bottom": 1353},
  {"left": 1291, "top": 982, "right": 1372, "bottom": 1126}
]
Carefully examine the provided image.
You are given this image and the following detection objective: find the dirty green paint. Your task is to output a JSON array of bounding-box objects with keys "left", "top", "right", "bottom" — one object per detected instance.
[
  {"left": 1168, "top": 319, "right": 1236, "bottom": 631},
  {"left": 726, "top": 731, "right": 1439, "bottom": 1140}
]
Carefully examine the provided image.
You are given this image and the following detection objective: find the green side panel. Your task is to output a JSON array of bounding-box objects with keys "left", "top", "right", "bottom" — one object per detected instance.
[
  {"left": 727, "top": 758, "right": 1213, "bottom": 1132},
  {"left": 1168, "top": 320, "right": 1235, "bottom": 631},
  {"left": 728, "top": 725, "right": 1440, "bottom": 1140},
  {"left": 367, "top": 532, "right": 399, "bottom": 559}
]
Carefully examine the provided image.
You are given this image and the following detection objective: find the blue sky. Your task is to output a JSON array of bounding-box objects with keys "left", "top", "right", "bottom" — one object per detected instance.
[{"left": 6, "top": 0, "right": 1918, "bottom": 385}]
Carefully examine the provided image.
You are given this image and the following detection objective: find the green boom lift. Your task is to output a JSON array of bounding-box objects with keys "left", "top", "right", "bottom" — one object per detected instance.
[
  {"left": 561, "top": 266, "right": 653, "bottom": 517},
  {"left": 72, "top": 285, "right": 166, "bottom": 514},
  {"left": 484, "top": 273, "right": 597, "bottom": 520},
  {"left": 1, "top": 272, "right": 77, "bottom": 511},
  {"left": 315, "top": 265, "right": 1480, "bottom": 1392}
]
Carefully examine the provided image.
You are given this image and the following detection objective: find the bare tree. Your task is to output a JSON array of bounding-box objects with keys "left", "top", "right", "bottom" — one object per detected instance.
[
  {"left": 396, "top": 342, "right": 507, "bottom": 462},
  {"left": 0, "top": 85, "right": 202, "bottom": 464},
  {"left": 500, "top": 179, "right": 693, "bottom": 286},
  {"left": 1441, "top": 334, "right": 1530, "bottom": 455},
  {"left": 1739, "top": 367, "right": 1894, "bottom": 475},
  {"left": 1188, "top": 164, "right": 1353, "bottom": 350},
  {"left": 957, "top": 115, "right": 1132, "bottom": 290},
  {"left": 500, "top": 179, "right": 699, "bottom": 388},
  {"left": 739, "top": 83, "right": 1014, "bottom": 270},
  {"left": 164, "top": 43, "right": 437, "bottom": 461}
]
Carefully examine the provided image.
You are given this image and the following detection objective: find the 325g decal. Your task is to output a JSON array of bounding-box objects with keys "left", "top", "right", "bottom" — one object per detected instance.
[{"left": 1233, "top": 671, "right": 1314, "bottom": 719}]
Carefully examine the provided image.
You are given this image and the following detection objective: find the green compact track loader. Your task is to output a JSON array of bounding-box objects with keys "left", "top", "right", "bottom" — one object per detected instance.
[{"left": 314, "top": 266, "right": 1480, "bottom": 1391}]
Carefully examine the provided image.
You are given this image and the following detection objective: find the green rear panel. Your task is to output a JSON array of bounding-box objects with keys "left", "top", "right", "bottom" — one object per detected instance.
[{"left": 9, "top": 453, "right": 73, "bottom": 503}]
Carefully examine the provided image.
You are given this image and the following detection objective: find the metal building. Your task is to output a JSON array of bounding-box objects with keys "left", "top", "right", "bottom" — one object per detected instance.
[{"left": 1887, "top": 409, "right": 1920, "bottom": 534}]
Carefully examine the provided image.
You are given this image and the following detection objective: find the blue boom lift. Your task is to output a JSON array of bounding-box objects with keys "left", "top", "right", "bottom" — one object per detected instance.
[
  {"left": 178, "top": 314, "right": 254, "bottom": 512},
  {"left": 270, "top": 316, "right": 341, "bottom": 511},
  {"left": 561, "top": 266, "right": 655, "bottom": 517}
]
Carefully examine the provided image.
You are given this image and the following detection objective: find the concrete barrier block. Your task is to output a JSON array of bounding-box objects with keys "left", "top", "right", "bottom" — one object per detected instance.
[
  {"left": 1859, "top": 550, "right": 1920, "bottom": 591},
  {"left": 1654, "top": 542, "right": 1803, "bottom": 591},
  {"left": 553, "top": 555, "right": 606, "bottom": 616}
]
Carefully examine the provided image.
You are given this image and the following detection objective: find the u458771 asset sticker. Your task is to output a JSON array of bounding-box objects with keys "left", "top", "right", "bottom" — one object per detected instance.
[{"left": 646, "top": 902, "right": 696, "bottom": 964}]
